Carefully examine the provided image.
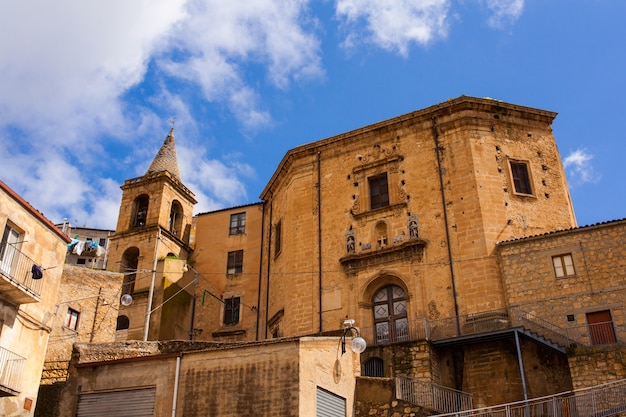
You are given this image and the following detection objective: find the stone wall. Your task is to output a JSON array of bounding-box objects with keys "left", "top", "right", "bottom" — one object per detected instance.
[
  {"left": 568, "top": 344, "right": 626, "bottom": 389},
  {"left": 355, "top": 377, "right": 437, "bottom": 417}
]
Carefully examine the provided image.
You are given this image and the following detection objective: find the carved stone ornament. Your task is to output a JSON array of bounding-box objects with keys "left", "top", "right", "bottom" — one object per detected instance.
[
  {"left": 408, "top": 214, "right": 419, "bottom": 239},
  {"left": 346, "top": 228, "right": 356, "bottom": 254}
]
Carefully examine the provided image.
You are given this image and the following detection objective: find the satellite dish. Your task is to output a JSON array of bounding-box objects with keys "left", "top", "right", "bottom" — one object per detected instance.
[{"left": 120, "top": 294, "right": 133, "bottom": 306}]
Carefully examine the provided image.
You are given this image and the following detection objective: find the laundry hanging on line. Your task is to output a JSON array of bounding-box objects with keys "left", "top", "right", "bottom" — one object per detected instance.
[{"left": 67, "top": 236, "right": 105, "bottom": 257}]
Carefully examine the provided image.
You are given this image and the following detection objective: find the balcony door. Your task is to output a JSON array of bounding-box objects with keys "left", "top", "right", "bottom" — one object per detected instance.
[
  {"left": 373, "top": 285, "right": 408, "bottom": 344},
  {"left": 587, "top": 310, "right": 616, "bottom": 345},
  {"left": 0, "top": 225, "right": 20, "bottom": 275}
]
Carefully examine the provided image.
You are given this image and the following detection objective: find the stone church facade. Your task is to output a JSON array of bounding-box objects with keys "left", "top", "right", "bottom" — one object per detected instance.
[{"left": 86, "top": 96, "right": 624, "bottom": 414}]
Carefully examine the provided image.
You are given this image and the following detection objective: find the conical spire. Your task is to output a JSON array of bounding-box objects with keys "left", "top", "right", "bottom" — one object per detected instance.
[{"left": 145, "top": 128, "right": 181, "bottom": 180}]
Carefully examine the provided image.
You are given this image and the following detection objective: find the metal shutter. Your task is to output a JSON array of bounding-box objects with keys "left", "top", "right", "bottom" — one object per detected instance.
[
  {"left": 76, "top": 387, "right": 156, "bottom": 417},
  {"left": 316, "top": 387, "right": 346, "bottom": 417}
]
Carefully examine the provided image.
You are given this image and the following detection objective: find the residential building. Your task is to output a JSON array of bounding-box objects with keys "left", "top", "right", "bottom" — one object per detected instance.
[
  {"left": 0, "top": 180, "right": 70, "bottom": 415},
  {"left": 58, "top": 224, "right": 114, "bottom": 270}
]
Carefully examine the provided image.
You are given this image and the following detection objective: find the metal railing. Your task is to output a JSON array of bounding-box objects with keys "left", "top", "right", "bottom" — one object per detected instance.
[
  {"left": 0, "top": 244, "right": 43, "bottom": 298},
  {"left": 0, "top": 346, "right": 26, "bottom": 394},
  {"left": 432, "top": 378, "right": 626, "bottom": 417},
  {"left": 396, "top": 374, "right": 473, "bottom": 413},
  {"left": 359, "top": 306, "right": 622, "bottom": 350}
]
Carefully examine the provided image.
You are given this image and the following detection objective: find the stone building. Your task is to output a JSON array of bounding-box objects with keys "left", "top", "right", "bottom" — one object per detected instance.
[
  {"left": 57, "top": 337, "right": 361, "bottom": 417},
  {"left": 0, "top": 180, "right": 70, "bottom": 416},
  {"left": 75, "top": 96, "right": 624, "bottom": 415},
  {"left": 34, "top": 265, "right": 124, "bottom": 417}
]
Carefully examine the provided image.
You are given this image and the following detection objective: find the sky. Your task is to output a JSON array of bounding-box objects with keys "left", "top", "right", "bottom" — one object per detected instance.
[{"left": 1, "top": 0, "right": 624, "bottom": 230}]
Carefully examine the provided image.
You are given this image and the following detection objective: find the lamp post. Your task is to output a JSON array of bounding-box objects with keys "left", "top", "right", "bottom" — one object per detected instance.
[
  {"left": 341, "top": 319, "right": 367, "bottom": 355},
  {"left": 143, "top": 229, "right": 161, "bottom": 341}
]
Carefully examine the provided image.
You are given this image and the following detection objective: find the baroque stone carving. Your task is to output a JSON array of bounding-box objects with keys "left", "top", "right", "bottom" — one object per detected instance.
[
  {"left": 346, "top": 228, "right": 356, "bottom": 254},
  {"left": 408, "top": 214, "right": 419, "bottom": 239}
]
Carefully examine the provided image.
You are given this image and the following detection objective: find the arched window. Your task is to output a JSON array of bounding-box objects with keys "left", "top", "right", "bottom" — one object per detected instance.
[
  {"left": 121, "top": 247, "right": 139, "bottom": 294},
  {"left": 363, "top": 357, "right": 385, "bottom": 377},
  {"left": 132, "top": 195, "right": 149, "bottom": 229},
  {"left": 169, "top": 200, "right": 183, "bottom": 237},
  {"left": 373, "top": 285, "right": 408, "bottom": 344},
  {"left": 116, "top": 315, "right": 130, "bottom": 330}
]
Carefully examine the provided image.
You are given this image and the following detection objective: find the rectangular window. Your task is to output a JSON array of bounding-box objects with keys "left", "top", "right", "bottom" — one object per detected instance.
[
  {"left": 223, "top": 297, "right": 240, "bottom": 325},
  {"left": 275, "top": 221, "right": 282, "bottom": 257},
  {"left": 0, "top": 224, "right": 21, "bottom": 275},
  {"left": 229, "top": 212, "right": 246, "bottom": 235},
  {"left": 65, "top": 308, "right": 80, "bottom": 330},
  {"left": 369, "top": 173, "right": 390, "bottom": 210},
  {"left": 510, "top": 161, "right": 533, "bottom": 195},
  {"left": 552, "top": 254, "right": 575, "bottom": 278},
  {"left": 99, "top": 238, "right": 107, "bottom": 247},
  {"left": 227, "top": 250, "right": 243, "bottom": 274},
  {"left": 77, "top": 258, "right": 87, "bottom": 265}
]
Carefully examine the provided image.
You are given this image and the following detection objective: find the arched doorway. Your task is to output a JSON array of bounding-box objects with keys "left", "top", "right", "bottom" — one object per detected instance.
[{"left": 373, "top": 285, "right": 408, "bottom": 344}]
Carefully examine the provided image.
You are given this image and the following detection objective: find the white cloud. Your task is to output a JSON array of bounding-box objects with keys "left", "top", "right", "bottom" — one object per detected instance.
[
  {"left": 334, "top": 0, "right": 450, "bottom": 56},
  {"left": 483, "top": 0, "right": 524, "bottom": 29},
  {"left": 563, "top": 148, "right": 600, "bottom": 187},
  {"left": 159, "top": 0, "right": 323, "bottom": 130}
]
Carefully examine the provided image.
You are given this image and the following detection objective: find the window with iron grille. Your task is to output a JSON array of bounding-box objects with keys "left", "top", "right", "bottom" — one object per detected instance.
[
  {"left": 227, "top": 250, "right": 243, "bottom": 274},
  {"left": 369, "top": 173, "right": 390, "bottom": 210},
  {"left": 224, "top": 297, "right": 240, "bottom": 325},
  {"left": 229, "top": 212, "right": 246, "bottom": 235}
]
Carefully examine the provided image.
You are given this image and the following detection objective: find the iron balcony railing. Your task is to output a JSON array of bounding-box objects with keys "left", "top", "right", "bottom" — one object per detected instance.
[
  {"left": 0, "top": 346, "right": 26, "bottom": 395},
  {"left": 359, "top": 306, "right": 621, "bottom": 350},
  {"left": 0, "top": 244, "right": 43, "bottom": 301},
  {"left": 432, "top": 378, "right": 626, "bottom": 417},
  {"left": 396, "top": 374, "right": 473, "bottom": 413}
]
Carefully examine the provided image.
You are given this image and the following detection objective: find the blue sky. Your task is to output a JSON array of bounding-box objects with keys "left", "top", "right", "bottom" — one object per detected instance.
[{"left": 0, "top": 1, "right": 624, "bottom": 230}]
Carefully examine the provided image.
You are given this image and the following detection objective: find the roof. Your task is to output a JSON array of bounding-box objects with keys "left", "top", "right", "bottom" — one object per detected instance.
[
  {"left": 145, "top": 128, "right": 182, "bottom": 180},
  {"left": 0, "top": 180, "right": 72, "bottom": 243},
  {"left": 497, "top": 218, "right": 626, "bottom": 246}
]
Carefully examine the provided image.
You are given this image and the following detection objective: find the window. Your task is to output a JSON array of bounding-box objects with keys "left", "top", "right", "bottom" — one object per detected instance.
[
  {"left": 229, "top": 212, "right": 246, "bottom": 235},
  {"left": 99, "top": 238, "right": 107, "bottom": 247},
  {"left": 116, "top": 315, "right": 130, "bottom": 331},
  {"left": 552, "top": 254, "right": 575, "bottom": 278},
  {"left": 77, "top": 258, "right": 87, "bottom": 265},
  {"left": 363, "top": 357, "right": 385, "bottom": 377},
  {"left": 0, "top": 223, "right": 21, "bottom": 275},
  {"left": 65, "top": 308, "right": 80, "bottom": 330},
  {"left": 373, "top": 285, "right": 408, "bottom": 344},
  {"left": 587, "top": 310, "right": 616, "bottom": 345},
  {"left": 369, "top": 173, "right": 389, "bottom": 210},
  {"left": 223, "top": 297, "right": 240, "bottom": 325},
  {"left": 274, "top": 221, "right": 282, "bottom": 257},
  {"left": 169, "top": 200, "right": 183, "bottom": 237},
  {"left": 510, "top": 161, "right": 533, "bottom": 195},
  {"left": 227, "top": 250, "right": 243, "bottom": 274},
  {"left": 133, "top": 195, "right": 149, "bottom": 228}
]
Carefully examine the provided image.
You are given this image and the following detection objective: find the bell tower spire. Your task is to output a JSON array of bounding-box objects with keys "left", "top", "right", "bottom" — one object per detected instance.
[{"left": 145, "top": 128, "right": 181, "bottom": 180}]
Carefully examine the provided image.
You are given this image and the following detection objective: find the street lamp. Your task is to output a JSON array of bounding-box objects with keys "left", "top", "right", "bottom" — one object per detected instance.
[{"left": 341, "top": 319, "right": 367, "bottom": 355}]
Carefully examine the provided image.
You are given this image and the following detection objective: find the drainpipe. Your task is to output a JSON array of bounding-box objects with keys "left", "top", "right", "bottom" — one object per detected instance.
[
  {"left": 432, "top": 116, "right": 461, "bottom": 335},
  {"left": 317, "top": 151, "right": 323, "bottom": 333},
  {"left": 256, "top": 203, "right": 266, "bottom": 341},
  {"left": 171, "top": 353, "right": 182, "bottom": 417},
  {"left": 264, "top": 198, "right": 273, "bottom": 339},
  {"left": 514, "top": 331, "right": 529, "bottom": 402}
]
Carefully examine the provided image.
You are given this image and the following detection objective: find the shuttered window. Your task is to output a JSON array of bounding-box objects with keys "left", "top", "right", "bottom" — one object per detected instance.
[
  {"left": 316, "top": 386, "right": 345, "bottom": 417},
  {"left": 77, "top": 387, "right": 156, "bottom": 417}
]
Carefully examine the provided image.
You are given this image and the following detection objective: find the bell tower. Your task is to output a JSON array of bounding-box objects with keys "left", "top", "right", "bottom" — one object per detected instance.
[{"left": 108, "top": 128, "right": 197, "bottom": 340}]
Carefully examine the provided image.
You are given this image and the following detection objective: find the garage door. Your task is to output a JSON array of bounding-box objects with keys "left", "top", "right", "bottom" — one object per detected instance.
[{"left": 77, "top": 387, "right": 156, "bottom": 417}]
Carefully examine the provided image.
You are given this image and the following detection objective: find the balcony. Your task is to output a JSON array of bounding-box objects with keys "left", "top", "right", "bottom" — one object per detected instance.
[
  {"left": 0, "top": 346, "right": 25, "bottom": 396},
  {"left": 0, "top": 245, "right": 43, "bottom": 304}
]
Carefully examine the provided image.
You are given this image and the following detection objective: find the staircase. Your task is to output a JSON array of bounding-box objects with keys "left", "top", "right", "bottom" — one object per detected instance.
[{"left": 427, "top": 378, "right": 626, "bottom": 417}]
